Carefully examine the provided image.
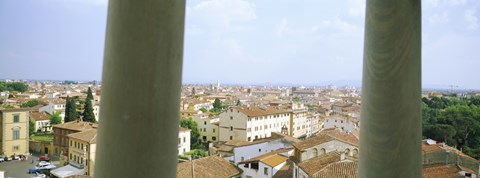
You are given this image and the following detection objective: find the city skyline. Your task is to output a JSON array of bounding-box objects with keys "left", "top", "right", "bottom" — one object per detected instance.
[{"left": 0, "top": 0, "right": 479, "bottom": 89}]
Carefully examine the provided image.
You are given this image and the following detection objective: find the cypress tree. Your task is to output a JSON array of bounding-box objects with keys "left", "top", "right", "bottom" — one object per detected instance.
[
  {"left": 82, "top": 98, "right": 96, "bottom": 123},
  {"left": 86, "top": 87, "right": 94, "bottom": 100},
  {"left": 69, "top": 98, "right": 79, "bottom": 121},
  {"left": 64, "top": 96, "right": 71, "bottom": 122}
]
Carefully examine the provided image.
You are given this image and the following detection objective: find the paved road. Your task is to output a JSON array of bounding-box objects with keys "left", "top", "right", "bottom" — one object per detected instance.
[{"left": 0, "top": 154, "right": 60, "bottom": 178}]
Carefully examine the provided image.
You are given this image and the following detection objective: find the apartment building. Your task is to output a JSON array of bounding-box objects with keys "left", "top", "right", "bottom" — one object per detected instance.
[
  {"left": 194, "top": 117, "right": 219, "bottom": 142},
  {"left": 0, "top": 108, "right": 30, "bottom": 157},
  {"left": 53, "top": 120, "right": 97, "bottom": 164},
  {"left": 219, "top": 106, "right": 291, "bottom": 142},
  {"left": 67, "top": 128, "right": 97, "bottom": 176}
]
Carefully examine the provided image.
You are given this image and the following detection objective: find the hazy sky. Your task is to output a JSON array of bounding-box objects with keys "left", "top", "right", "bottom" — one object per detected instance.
[{"left": 0, "top": 0, "right": 479, "bottom": 89}]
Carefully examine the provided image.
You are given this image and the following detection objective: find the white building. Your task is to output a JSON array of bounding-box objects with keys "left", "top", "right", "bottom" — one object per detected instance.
[
  {"left": 209, "top": 132, "right": 300, "bottom": 164},
  {"left": 39, "top": 100, "right": 66, "bottom": 122},
  {"left": 29, "top": 111, "right": 52, "bottom": 132},
  {"left": 323, "top": 115, "right": 359, "bottom": 133},
  {"left": 290, "top": 108, "right": 309, "bottom": 138},
  {"left": 178, "top": 127, "right": 191, "bottom": 155},
  {"left": 238, "top": 148, "right": 293, "bottom": 178},
  {"left": 219, "top": 106, "right": 291, "bottom": 142}
]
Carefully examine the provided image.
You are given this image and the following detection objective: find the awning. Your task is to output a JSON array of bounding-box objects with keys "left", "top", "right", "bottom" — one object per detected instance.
[{"left": 50, "top": 165, "right": 85, "bottom": 178}]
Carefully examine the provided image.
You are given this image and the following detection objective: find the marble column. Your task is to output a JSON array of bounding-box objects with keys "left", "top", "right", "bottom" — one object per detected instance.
[
  {"left": 94, "top": 0, "right": 185, "bottom": 177},
  {"left": 359, "top": 0, "right": 422, "bottom": 177}
]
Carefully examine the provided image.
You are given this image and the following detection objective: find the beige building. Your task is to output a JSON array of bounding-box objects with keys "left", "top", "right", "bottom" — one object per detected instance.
[
  {"left": 0, "top": 108, "right": 30, "bottom": 156},
  {"left": 194, "top": 117, "right": 219, "bottom": 142},
  {"left": 219, "top": 106, "right": 291, "bottom": 142},
  {"left": 67, "top": 129, "right": 97, "bottom": 177}
]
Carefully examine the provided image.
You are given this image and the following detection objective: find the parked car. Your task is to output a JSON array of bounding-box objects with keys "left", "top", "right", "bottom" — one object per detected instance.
[
  {"left": 33, "top": 172, "right": 46, "bottom": 178},
  {"left": 37, "top": 161, "right": 50, "bottom": 167},
  {"left": 35, "top": 164, "right": 56, "bottom": 170},
  {"left": 28, "top": 168, "right": 39, "bottom": 174},
  {"left": 0, "top": 155, "right": 4, "bottom": 162},
  {"left": 39, "top": 156, "right": 51, "bottom": 162},
  {"left": 12, "top": 155, "right": 20, "bottom": 160}
]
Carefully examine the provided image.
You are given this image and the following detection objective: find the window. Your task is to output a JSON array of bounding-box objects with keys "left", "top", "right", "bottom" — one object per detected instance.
[
  {"left": 70, "top": 140, "right": 73, "bottom": 146},
  {"left": 230, "top": 109, "right": 233, "bottom": 112},
  {"left": 204, "top": 121, "right": 207, "bottom": 125},
  {"left": 241, "top": 157, "right": 245, "bottom": 161},
  {"left": 178, "top": 138, "right": 181, "bottom": 144},
  {"left": 264, "top": 167, "right": 269, "bottom": 175},
  {"left": 183, "top": 137, "right": 186, "bottom": 143},
  {"left": 247, "top": 137, "right": 251, "bottom": 141},
  {"left": 75, "top": 142, "right": 77, "bottom": 148},
  {"left": 81, "top": 143, "right": 84, "bottom": 149},
  {"left": 230, "top": 126, "right": 233, "bottom": 131},
  {"left": 212, "top": 136, "right": 216, "bottom": 141},
  {"left": 70, "top": 153, "right": 72, "bottom": 160},
  {"left": 230, "top": 116, "right": 233, "bottom": 120},
  {"left": 13, "top": 129, "right": 20, "bottom": 140},
  {"left": 230, "top": 136, "right": 233, "bottom": 140},
  {"left": 13, "top": 145, "right": 19, "bottom": 151},
  {"left": 213, "top": 128, "right": 215, "bottom": 133},
  {"left": 13, "top": 114, "right": 19, "bottom": 123},
  {"left": 259, "top": 149, "right": 261, "bottom": 152},
  {"left": 203, "top": 136, "right": 206, "bottom": 141}
]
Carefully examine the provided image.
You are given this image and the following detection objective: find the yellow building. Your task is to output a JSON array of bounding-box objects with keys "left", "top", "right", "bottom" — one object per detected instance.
[
  {"left": 67, "top": 129, "right": 97, "bottom": 177},
  {"left": 0, "top": 108, "right": 30, "bottom": 157}
]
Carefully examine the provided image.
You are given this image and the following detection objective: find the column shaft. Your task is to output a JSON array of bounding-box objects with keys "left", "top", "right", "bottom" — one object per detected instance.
[
  {"left": 359, "top": 0, "right": 421, "bottom": 177},
  {"left": 94, "top": 0, "right": 185, "bottom": 177}
]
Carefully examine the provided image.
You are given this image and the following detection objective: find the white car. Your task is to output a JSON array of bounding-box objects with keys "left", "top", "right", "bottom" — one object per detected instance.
[
  {"left": 0, "top": 156, "right": 4, "bottom": 162},
  {"left": 35, "top": 164, "right": 56, "bottom": 170},
  {"left": 12, "top": 155, "right": 20, "bottom": 160},
  {"left": 31, "top": 172, "right": 46, "bottom": 178},
  {"left": 37, "top": 161, "right": 50, "bottom": 167}
]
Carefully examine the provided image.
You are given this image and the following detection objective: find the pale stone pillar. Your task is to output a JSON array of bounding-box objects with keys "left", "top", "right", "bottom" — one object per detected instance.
[
  {"left": 359, "top": 0, "right": 421, "bottom": 177},
  {"left": 94, "top": 0, "right": 185, "bottom": 177}
]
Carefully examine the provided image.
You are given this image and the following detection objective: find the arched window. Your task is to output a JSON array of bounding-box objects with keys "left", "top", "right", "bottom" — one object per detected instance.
[
  {"left": 353, "top": 148, "right": 359, "bottom": 158},
  {"left": 345, "top": 148, "right": 351, "bottom": 156},
  {"left": 312, "top": 148, "right": 318, "bottom": 158},
  {"left": 320, "top": 148, "right": 326, "bottom": 155}
]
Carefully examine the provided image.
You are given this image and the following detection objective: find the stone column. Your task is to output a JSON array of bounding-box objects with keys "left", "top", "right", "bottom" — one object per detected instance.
[
  {"left": 359, "top": 0, "right": 421, "bottom": 178},
  {"left": 94, "top": 0, "right": 185, "bottom": 177}
]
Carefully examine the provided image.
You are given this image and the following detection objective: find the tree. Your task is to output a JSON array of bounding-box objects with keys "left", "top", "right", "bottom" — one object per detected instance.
[
  {"left": 82, "top": 98, "right": 96, "bottom": 123},
  {"left": 64, "top": 96, "right": 71, "bottom": 122},
  {"left": 180, "top": 117, "right": 204, "bottom": 150},
  {"left": 236, "top": 99, "right": 241, "bottom": 106},
  {"left": 86, "top": 87, "right": 94, "bottom": 100},
  {"left": 185, "top": 149, "right": 208, "bottom": 160},
  {"left": 29, "top": 119, "right": 35, "bottom": 135},
  {"left": 64, "top": 96, "right": 79, "bottom": 122},
  {"left": 199, "top": 107, "right": 208, "bottom": 113},
  {"left": 21, "top": 99, "right": 44, "bottom": 108},
  {"left": 7, "top": 82, "right": 29, "bottom": 92},
  {"left": 213, "top": 98, "right": 222, "bottom": 109},
  {"left": 50, "top": 112, "right": 62, "bottom": 125}
]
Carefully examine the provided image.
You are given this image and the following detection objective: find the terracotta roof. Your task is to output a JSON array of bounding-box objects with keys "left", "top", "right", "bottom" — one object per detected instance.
[
  {"left": 272, "top": 161, "right": 294, "bottom": 178},
  {"left": 298, "top": 152, "right": 341, "bottom": 176},
  {"left": 179, "top": 127, "right": 191, "bottom": 132},
  {"left": 293, "top": 134, "right": 334, "bottom": 151},
  {"left": 53, "top": 120, "right": 98, "bottom": 131},
  {"left": 177, "top": 156, "right": 241, "bottom": 178},
  {"left": 29, "top": 111, "right": 50, "bottom": 121},
  {"left": 298, "top": 152, "right": 358, "bottom": 177},
  {"left": 422, "top": 164, "right": 462, "bottom": 178},
  {"left": 234, "top": 106, "right": 290, "bottom": 117},
  {"left": 321, "top": 129, "right": 359, "bottom": 146},
  {"left": 239, "top": 148, "right": 292, "bottom": 165},
  {"left": 422, "top": 141, "right": 443, "bottom": 152},
  {"left": 312, "top": 161, "right": 358, "bottom": 178},
  {"left": 67, "top": 129, "right": 97, "bottom": 144},
  {"left": 0, "top": 108, "right": 30, "bottom": 112}
]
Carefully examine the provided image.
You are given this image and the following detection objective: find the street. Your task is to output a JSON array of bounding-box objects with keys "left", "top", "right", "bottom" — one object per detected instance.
[{"left": 0, "top": 154, "right": 60, "bottom": 178}]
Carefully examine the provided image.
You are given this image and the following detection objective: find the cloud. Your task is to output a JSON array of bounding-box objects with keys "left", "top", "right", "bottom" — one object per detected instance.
[
  {"left": 348, "top": 0, "right": 366, "bottom": 18},
  {"left": 188, "top": 0, "right": 256, "bottom": 30},
  {"left": 322, "top": 18, "right": 361, "bottom": 33},
  {"left": 464, "top": 9, "right": 479, "bottom": 30},
  {"left": 428, "top": 12, "right": 449, "bottom": 24},
  {"left": 275, "top": 18, "right": 288, "bottom": 37}
]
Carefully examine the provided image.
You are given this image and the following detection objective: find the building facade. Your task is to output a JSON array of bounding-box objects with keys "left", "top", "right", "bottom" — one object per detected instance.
[
  {"left": 67, "top": 129, "right": 97, "bottom": 176},
  {"left": 219, "top": 106, "right": 291, "bottom": 142},
  {"left": 0, "top": 108, "right": 30, "bottom": 156},
  {"left": 178, "top": 127, "right": 190, "bottom": 155}
]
